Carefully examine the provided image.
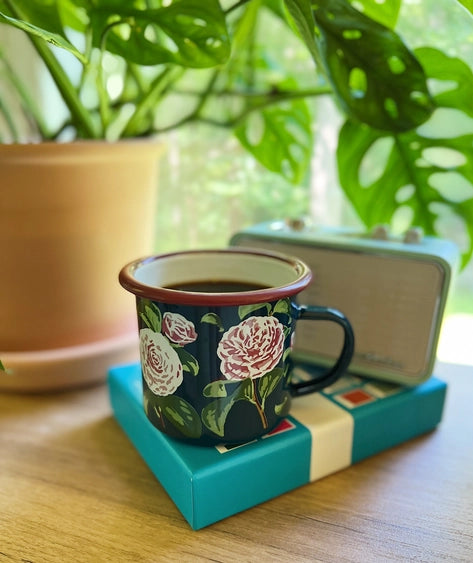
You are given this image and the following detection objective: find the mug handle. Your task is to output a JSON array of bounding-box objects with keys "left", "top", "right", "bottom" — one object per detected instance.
[{"left": 289, "top": 305, "right": 355, "bottom": 397}]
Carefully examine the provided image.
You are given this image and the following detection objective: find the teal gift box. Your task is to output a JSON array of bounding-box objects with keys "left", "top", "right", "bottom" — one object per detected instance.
[{"left": 108, "top": 363, "right": 447, "bottom": 530}]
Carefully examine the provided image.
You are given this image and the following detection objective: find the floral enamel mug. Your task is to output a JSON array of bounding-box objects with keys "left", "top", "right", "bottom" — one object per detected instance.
[{"left": 119, "top": 248, "right": 354, "bottom": 446}]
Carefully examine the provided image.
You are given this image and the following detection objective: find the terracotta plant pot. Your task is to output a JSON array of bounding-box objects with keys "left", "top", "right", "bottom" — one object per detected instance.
[{"left": 0, "top": 141, "right": 161, "bottom": 392}]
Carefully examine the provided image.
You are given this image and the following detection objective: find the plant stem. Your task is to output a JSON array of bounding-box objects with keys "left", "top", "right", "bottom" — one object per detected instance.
[
  {"left": 0, "top": 96, "right": 19, "bottom": 142},
  {"left": 252, "top": 379, "right": 268, "bottom": 429},
  {"left": 0, "top": 46, "right": 50, "bottom": 138},
  {"left": 225, "top": 0, "right": 253, "bottom": 15},
  {"left": 4, "top": 0, "right": 98, "bottom": 139},
  {"left": 122, "top": 66, "right": 184, "bottom": 137},
  {"left": 153, "top": 84, "right": 332, "bottom": 134}
]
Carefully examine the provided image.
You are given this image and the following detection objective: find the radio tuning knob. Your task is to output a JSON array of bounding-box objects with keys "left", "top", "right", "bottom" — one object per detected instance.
[
  {"left": 285, "top": 217, "right": 308, "bottom": 231},
  {"left": 404, "top": 227, "right": 424, "bottom": 244},
  {"left": 371, "top": 224, "right": 390, "bottom": 240}
]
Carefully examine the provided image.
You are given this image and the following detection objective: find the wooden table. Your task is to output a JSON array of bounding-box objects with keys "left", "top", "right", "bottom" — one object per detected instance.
[{"left": 1, "top": 362, "right": 472, "bottom": 562}]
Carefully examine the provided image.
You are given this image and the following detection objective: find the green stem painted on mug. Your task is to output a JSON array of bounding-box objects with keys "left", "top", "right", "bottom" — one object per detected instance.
[{"left": 252, "top": 378, "right": 268, "bottom": 429}]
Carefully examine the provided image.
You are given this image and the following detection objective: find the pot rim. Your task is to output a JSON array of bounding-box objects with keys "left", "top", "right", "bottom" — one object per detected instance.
[{"left": 0, "top": 139, "right": 163, "bottom": 162}]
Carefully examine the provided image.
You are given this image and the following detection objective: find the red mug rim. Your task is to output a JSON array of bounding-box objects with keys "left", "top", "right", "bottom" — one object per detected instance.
[{"left": 118, "top": 248, "right": 313, "bottom": 306}]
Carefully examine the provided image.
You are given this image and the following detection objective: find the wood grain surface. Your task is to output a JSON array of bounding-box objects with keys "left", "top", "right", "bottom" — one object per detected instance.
[{"left": 1, "top": 362, "right": 472, "bottom": 562}]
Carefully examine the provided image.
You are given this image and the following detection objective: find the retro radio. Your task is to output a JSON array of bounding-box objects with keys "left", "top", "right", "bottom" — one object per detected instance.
[{"left": 230, "top": 220, "right": 459, "bottom": 386}]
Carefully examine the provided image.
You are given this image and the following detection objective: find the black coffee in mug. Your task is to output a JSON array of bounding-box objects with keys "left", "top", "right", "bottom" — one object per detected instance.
[{"left": 165, "top": 280, "right": 269, "bottom": 293}]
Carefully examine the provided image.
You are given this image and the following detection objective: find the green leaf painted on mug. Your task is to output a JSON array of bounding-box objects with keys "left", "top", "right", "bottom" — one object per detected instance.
[
  {"left": 283, "top": 347, "right": 292, "bottom": 362},
  {"left": 200, "top": 312, "right": 224, "bottom": 332},
  {"left": 258, "top": 368, "right": 284, "bottom": 403},
  {"left": 272, "top": 298, "right": 291, "bottom": 316},
  {"left": 275, "top": 391, "right": 291, "bottom": 417},
  {"left": 238, "top": 303, "right": 271, "bottom": 320},
  {"left": 145, "top": 304, "right": 162, "bottom": 333},
  {"left": 203, "top": 379, "right": 235, "bottom": 398},
  {"left": 174, "top": 347, "right": 199, "bottom": 376},
  {"left": 201, "top": 400, "right": 230, "bottom": 437},
  {"left": 158, "top": 395, "right": 202, "bottom": 438},
  {"left": 201, "top": 377, "right": 254, "bottom": 437},
  {"left": 139, "top": 312, "right": 153, "bottom": 330}
]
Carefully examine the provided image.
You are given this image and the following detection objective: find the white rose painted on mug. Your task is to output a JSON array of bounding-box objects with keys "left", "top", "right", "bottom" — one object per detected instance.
[
  {"left": 140, "top": 328, "right": 183, "bottom": 396},
  {"left": 162, "top": 312, "right": 197, "bottom": 345},
  {"left": 217, "top": 316, "right": 285, "bottom": 380}
]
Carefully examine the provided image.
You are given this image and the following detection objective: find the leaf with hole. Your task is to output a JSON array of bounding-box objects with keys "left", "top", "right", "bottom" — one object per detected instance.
[
  {"left": 88, "top": 0, "right": 230, "bottom": 68},
  {"left": 337, "top": 48, "right": 473, "bottom": 267},
  {"left": 235, "top": 93, "right": 313, "bottom": 185},
  {"left": 345, "top": 0, "right": 401, "bottom": 28},
  {"left": 287, "top": 0, "right": 435, "bottom": 132}
]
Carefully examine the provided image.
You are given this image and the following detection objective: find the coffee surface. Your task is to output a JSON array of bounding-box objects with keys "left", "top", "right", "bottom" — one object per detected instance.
[{"left": 165, "top": 280, "right": 269, "bottom": 293}]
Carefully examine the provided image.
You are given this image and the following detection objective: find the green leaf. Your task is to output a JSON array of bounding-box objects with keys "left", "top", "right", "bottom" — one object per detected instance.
[
  {"left": 174, "top": 347, "right": 199, "bottom": 376},
  {"left": 337, "top": 47, "right": 473, "bottom": 267},
  {"left": 201, "top": 400, "right": 229, "bottom": 437},
  {"left": 283, "top": 347, "right": 292, "bottom": 362},
  {"left": 238, "top": 302, "right": 271, "bottom": 320},
  {"left": 0, "top": 359, "right": 6, "bottom": 372},
  {"left": 144, "top": 305, "right": 162, "bottom": 333},
  {"left": 291, "top": 0, "right": 435, "bottom": 132},
  {"left": 235, "top": 95, "right": 313, "bottom": 185},
  {"left": 201, "top": 378, "right": 254, "bottom": 437},
  {"left": 416, "top": 47, "right": 473, "bottom": 118},
  {"left": 201, "top": 312, "right": 224, "bottom": 332},
  {"left": 0, "top": 10, "right": 87, "bottom": 64},
  {"left": 89, "top": 0, "right": 230, "bottom": 68},
  {"left": 272, "top": 298, "right": 291, "bottom": 316},
  {"left": 455, "top": 0, "right": 473, "bottom": 16},
  {"left": 275, "top": 391, "right": 291, "bottom": 416},
  {"left": 57, "top": 0, "right": 89, "bottom": 33},
  {"left": 283, "top": 0, "right": 320, "bottom": 65},
  {"left": 258, "top": 368, "right": 284, "bottom": 403},
  {"left": 158, "top": 395, "right": 202, "bottom": 439},
  {"left": 203, "top": 380, "right": 230, "bottom": 398},
  {"left": 0, "top": 1, "right": 97, "bottom": 137},
  {"left": 139, "top": 312, "right": 153, "bottom": 330},
  {"left": 346, "top": 0, "right": 401, "bottom": 28}
]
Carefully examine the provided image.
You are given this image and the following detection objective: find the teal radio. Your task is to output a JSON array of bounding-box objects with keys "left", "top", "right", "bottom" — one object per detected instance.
[{"left": 230, "top": 220, "right": 459, "bottom": 386}]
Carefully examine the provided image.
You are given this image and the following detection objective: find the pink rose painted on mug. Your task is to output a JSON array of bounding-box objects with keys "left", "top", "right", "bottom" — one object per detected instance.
[
  {"left": 162, "top": 312, "right": 198, "bottom": 345},
  {"left": 217, "top": 316, "right": 285, "bottom": 380},
  {"left": 140, "top": 328, "right": 183, "bottom": 396}
]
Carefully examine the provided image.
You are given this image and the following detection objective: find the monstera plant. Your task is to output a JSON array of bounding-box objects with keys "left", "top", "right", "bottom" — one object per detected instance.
[{"left": 0, "top": 0, "right": 472, "bottom": 268}]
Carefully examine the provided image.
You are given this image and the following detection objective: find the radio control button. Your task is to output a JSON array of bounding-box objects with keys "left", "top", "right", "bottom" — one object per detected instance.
[
  {"left": 285, "top": 217, "right": 308, "bottom": 231},
  {"left": 404, "top": 227, "right": 424, "bottom": 244},
  {"left": 371, "top": 224, "right": 390, "bottom": 240}
]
